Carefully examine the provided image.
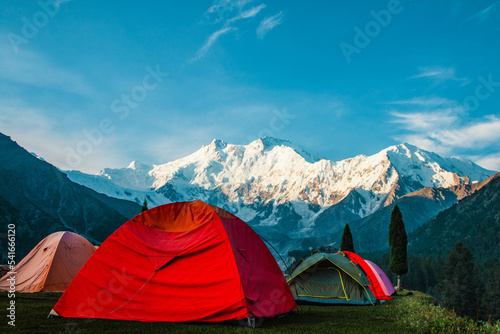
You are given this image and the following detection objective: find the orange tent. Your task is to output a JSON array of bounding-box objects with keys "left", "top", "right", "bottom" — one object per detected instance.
[
  {"left": 51, "top": 201, "right": 296, "bottom": 323},
  {"left": 0, "top": 231, "right": 95, "bottom": 292}
]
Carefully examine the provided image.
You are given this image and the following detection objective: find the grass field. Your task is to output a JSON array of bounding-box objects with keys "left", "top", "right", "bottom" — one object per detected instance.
[
  {"left": 0, "top": 291, "right": 409, "bottom": 334},
  {"left": 1, "top": 291, "right": 497, "bottom": 334}
]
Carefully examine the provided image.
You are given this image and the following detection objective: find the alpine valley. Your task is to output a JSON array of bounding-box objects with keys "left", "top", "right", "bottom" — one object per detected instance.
[{"left": 63, "top": 136, "right": 495, "bottom": 258}]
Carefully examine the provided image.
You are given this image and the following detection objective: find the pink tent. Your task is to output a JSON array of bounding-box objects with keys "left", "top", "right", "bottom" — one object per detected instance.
[
  {"left": 365, "top": 260, "right": 396, "bottom": 297},
  {"left": 0, "top": 231, "right": 95, "bottom": 293}
]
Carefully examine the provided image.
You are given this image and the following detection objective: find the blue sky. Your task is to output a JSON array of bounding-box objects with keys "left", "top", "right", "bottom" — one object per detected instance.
[{"left": 1, "top": 0, "right": 500, "bottom": 173}]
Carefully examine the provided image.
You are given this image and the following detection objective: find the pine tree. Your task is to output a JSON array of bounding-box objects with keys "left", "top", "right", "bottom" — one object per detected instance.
[
  {"left": 440, "top": 241, "right": 480, "bottom": 319},
  {"left": 340, "top": 223, "right": 355, "bottom": 253},
  {"left": 141, "top": 199, "right": 148, "bottom": 212},
  {"left": 484, "top": 263, "right": 500, "bottom": 320},
  {"left": 389, "top": 205, "right": 408, "bottom": 291}
]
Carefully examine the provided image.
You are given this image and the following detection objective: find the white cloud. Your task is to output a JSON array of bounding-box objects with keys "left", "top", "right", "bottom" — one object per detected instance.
[
  {"left": 193, "top": 1, "right": 278, "bottom": 61},
  {"left": 392, "top": 112, "right": 500, "bottom": 170},
  {"left": 413, "top": 67, "right": 455, "bottom": 79},
  {"left": 206, "top": 0, "right": 255, "bottom": 23},
  {"left": 472, "top": 154, "right": 500, "bottom": 171},
  {"left": 228, "top": 4, "right": 266, "bottom": 24},
  {"left": 391, "top": 110, "right": 460, "bottom": 132},
  {"left": 257, "top": 11, "right": 285, "bottom": 39},
  {"left": 390, "top": 95, "right": 500, "bottom": 171},
  {"left": 412, "top": 66, "right": 469, "bottom": 85},
  {"left": 393, "top": 109, "right": 500, "bottom": 150},
  {"left": 436, "top": 116, "right": 500, "bottom": 149},
  {"left": 389, "top": 96, "right": 465, "bottom": 132},
  {"left": 191, "top": 27, "right": 236, "bottom": 62},
  {"left": 389, "top": 96, "right": 460, "bottom": 108}
]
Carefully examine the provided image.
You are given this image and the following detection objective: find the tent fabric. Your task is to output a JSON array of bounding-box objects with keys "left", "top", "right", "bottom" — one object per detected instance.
[
  {"left": 287, "top": 252, "right": 376, "bottom": 305},
  {"left": 51, "top": 200, "right": 296, "bottom": 322},
  {"left": 365, "top": 260, "right": 396, "bottom": 297},
  {"left": 340, "top": 251, "right": 392, "bottom": 301},
  {"left": 0, "top": 231, "right": 95, "bottom": 293}
]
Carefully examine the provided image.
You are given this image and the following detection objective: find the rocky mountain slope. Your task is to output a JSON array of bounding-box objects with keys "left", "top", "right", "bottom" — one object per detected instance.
[
  {"left": 408, "top": 172, "right": 500, "bottom": 263},
  {"left": 326, "top": 180, "right": 492, "bottom": 253},
  {"left": 0, "top": 133, "right": 141, "bottom": 260}
]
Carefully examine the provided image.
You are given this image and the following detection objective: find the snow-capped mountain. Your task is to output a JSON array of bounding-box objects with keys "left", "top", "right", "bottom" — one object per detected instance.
[{"left": 65, "top": 137, "right": 494, "bottom": 254}]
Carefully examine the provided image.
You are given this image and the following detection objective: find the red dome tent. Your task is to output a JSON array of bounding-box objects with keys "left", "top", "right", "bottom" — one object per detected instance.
[
  {"left": 340, "top": 251, "right": 392, "bottom": 301},
  {"left": 50, "top": 201, "right": 296, "bottom": 323}
]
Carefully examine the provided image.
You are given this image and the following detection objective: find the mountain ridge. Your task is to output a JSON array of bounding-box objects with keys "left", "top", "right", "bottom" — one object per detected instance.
[
  {"left": 66, "top": 138, "right": 493, "bottom": 208},
  {"left": 63, "top": 136, "right": 494, "bottom": 256}
]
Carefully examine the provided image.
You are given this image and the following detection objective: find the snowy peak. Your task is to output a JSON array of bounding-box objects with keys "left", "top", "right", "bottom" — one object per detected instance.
[
  {"left": 97, "top": 161, "right": 155, "bottom": 192},
  {"left": 209, "top": 138, "right": 228, "bottom": 150},
  {"left": 381, "top": 143, "right": 486, "bottom": 188},
  {"left": 250, "top": 137, "right": 324, "bottom": 163},
  {"left": 127, "top": 160, "right": 152, "bottom": 171},
  {"left": 196, "top": 136, "right": 323, "bottom": 164}
]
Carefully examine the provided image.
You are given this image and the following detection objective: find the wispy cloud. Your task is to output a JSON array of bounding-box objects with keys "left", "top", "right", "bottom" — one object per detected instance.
[
  {"left": 192, "top": 1, "right": 282, "bottom": 61},
  {"left": 257, "top": 11, "right": 285, "bottom": 39},
  {"left": 412, "top": 66, "right": 469, "bottom": 85},
  {"left": 388, "top": 96, "right": 461, "bottom": 108},
  {"left": 205, "top": 0, "right": 255, "bottom": 23},
  {"left": 436, "top": 115, "right": 500, "bottom": 149},
  {"left": 190, "top": 27, "right": 236, "bottom": 62},
  {"left": 389, "top": 96, "right": 466, "bottom": 131},
  {"left": 472, "top": 153, "right": 500, "bottom": 171},
  {"left": 391, "top": 110, "right": 460, "bottom": 132},
  {"left": 227, "top": 4, "right": 266, "bottom": 24},
  {"left": 464, "top": 1, "right": 499, "bottom": 23}
]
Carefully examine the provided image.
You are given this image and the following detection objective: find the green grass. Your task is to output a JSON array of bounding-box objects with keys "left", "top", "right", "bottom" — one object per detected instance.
[
  {"left": 1, "top": 291, "right": 498, "bottom": 333},
  {"left": 396, "top": 291, "right": 500, "bottom": 334}
]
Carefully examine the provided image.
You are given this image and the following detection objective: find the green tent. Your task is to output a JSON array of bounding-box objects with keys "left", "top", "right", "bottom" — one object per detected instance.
[{"left": 287, "top": 252, "right": 376, "bottom": 305}]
